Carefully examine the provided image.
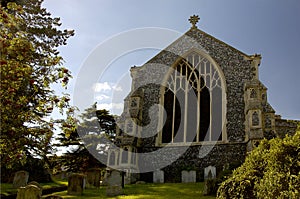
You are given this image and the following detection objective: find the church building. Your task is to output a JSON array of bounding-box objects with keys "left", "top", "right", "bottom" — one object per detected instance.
[{"left": 106, "top": 15, "right": 298, "bottom": 183}]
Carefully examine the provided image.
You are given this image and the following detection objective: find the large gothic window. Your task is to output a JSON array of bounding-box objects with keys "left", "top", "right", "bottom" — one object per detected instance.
[{"left": 161, "top": 52, "right": 225, "bottom": 144}]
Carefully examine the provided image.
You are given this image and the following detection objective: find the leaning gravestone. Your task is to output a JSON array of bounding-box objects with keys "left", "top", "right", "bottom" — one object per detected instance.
[
  {"left": 203, "top": 165, "right": 217, "bottom": 196},
  {"left": 106, "top": 170, "right": 123, "bottom": 197},
  {"left": 181, "top": 170, "right": 196, "bottom": 183},
  {"left": 86, "top": 168, "right": 101, "bottom": 188},
  {"left": 67, "top": 173, "right": 85, "bottom": 195},
  {"left": 16, "top": 184, "right": 42, "bottom": 199},
  {"left": 153, "top": 170, "right": 164, "bottom": 183},
  {"left": 13, "top": 171, "right": 29, "bottom": 188},
  {"left": 204, "top": 165, "right": 216, "bottom": 180}
]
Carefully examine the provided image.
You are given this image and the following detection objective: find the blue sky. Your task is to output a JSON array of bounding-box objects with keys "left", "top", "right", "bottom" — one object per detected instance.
[{"left": 43, "top": 0, "right": 300, "bottom": 120}]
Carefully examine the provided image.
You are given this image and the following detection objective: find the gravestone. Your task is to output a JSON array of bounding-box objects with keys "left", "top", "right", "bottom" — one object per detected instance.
[
  {"left": 204, "top": 166, "right": 216, "bottom": 180},
  {"left": 67, "top": 173, "right": 85, "bottom": 195},
  {"left": 101, "top": 171, "right": 108, "bottom": 185},
  {"left": 28, "top": 181, "right": 42, "bottom": 196},
  {"left": 153, "top": 170, "right": 164, "bottom": 183},
  {"left": 44, "top": 195, "right": 63, "bottom": 199},
  {"left": 106, "top": 170, "right": 123, "bottom": 197},
  {"left": 86, "top": 168, "right": 101, "bottom": 188},
  {"left": 16, "top": 184, "right": 42, "bottom": 199},
  {"left": 13, "top": 171, "right": 29, "bottom": 188},
  {"left": 135, "top": 181, "right": 146, "bottom": 184},
  {"left": 203, "top": 166, "right": 217, "bottom": 196},
  {"left": 181, "top": 170, "right": 196, "bottom": 183}
]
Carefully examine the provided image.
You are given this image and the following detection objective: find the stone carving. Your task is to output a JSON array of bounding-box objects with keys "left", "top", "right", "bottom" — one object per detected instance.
[
  {"left": 153, "top": 170, "right": 164, "bottom": 183},
  {"left": 130, "top": 98, "right": 138, "bottom": 107},
  {"left": 189, "top": 15, "right": 200, "bottom": 28},
  {"left": 16, "top": 184, "right": 42, "bottom": 199},
  {"left": 86, "top": 168, "right": 101, "bottom": 188},
  {"left": 67, "top": 173, "right": 85, "bottom": 195},
  {"left": 181, "top": 170, "right": 196, "bottom": 183},
  {"left": 204, "top": 166, "right": 216, "bottom": 180},
  {"left": 13, "top": 170, "right": 29, "bottom": 188},
  {"left": 106, "top": 170, "right": 123, "bottom": 197}
]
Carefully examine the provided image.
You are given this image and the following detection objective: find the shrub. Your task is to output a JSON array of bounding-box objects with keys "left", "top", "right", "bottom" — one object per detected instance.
[{"left": 217, "top": 131, "right": 300, "bottom": 199}]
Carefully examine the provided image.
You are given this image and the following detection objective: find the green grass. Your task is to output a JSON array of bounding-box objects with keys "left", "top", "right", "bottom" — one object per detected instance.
[
  {"left": 0, "top": 179, "right": 67, "bottom": 196},
  {"left": 0, "top": 183, "right": 16, "bottom": 196},
  {"left": 40, "top": 179, "right": 68, "bottom": 189},
  {"left": 43, "top": 183, "right": 216, "bottom": 199}
]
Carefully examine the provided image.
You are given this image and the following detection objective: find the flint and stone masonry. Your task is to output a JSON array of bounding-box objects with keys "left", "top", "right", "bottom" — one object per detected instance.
[{"left": 106, "top": 16, "right": 298, "bottom": 183}]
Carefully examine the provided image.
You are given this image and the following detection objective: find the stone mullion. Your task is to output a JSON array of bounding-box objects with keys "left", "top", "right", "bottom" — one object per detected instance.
[
  {"left": 158, "top": 89, "right": 164, "bottom": 144},
  {"left": 197, "top": 74, "right": 201, "bottom": 142},
  {"left": 184, "top": 64, "right": 189, "bottom": 143},
  {"left": 107, "top": 150, "right": 112, "bottom": 166},
  {"left": 128, "top": 147, "right": 132, "bottom": 166},
  {"left": 171, "top": 72, "right": 177, "bottom": 143},
  {"left": 209, "top": 63, "right": 213, "bottom": 141}
]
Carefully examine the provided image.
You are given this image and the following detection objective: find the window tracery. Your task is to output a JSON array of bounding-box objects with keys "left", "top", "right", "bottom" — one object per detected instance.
[{"left": 161, "top": 52, "right": 225, "bottom": 144}]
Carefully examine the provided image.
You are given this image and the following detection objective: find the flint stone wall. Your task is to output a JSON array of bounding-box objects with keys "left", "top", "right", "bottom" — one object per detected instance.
[
  {"left": 134, "top": 28, "right": 255, "bottom": 143},
  {"left": 138, "top": 143, "right": 246, "bottom": 182},
  {"left": 117, "top": 27, "right": 298, "bottom": 183},
  {"left": 275, "top": 119, "right": 298, "bottom": 138}
]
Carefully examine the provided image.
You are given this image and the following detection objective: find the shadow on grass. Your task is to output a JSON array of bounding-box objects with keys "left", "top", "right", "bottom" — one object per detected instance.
[{"left": 43, "top": 183, "right": 215, "bottom": 199}]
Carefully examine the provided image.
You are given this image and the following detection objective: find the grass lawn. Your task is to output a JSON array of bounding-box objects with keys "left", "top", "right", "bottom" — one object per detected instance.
[
  {"left": 43, "top": 183, "right": 216, "bottom": 199},
  {"left": 0, "top": 179, "right": 67, "bottom": 196}
]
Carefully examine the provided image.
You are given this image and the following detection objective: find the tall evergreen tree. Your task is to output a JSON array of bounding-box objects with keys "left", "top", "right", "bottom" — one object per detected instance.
[
  {"left": 55, "top": 104, "right": 116, "bottom": 172},
  {"left": 0, "top": 0, "right": 75, "bottom": 168}
]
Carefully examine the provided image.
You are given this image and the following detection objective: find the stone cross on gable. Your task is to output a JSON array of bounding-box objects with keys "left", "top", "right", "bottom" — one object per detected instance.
[{"left": 189, "top": 15, "right": 200, "bottom": 28}]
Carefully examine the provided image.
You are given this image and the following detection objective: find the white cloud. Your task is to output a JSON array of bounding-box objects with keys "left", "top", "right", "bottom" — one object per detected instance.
[
  {"left": 112, "top": 85, "right": 123, "bottom": 91},
  {"left": 95, "top": 94, "right": 110, "bottom": 101},
  {"left": 93, "top": 82, "right": 123, "bottom": 92},
  {"left": 97, "top": 103, "right": 124, "bottom": 110},
  {"left": 93, "top": 82, "right": 111, "bottom": 92}
]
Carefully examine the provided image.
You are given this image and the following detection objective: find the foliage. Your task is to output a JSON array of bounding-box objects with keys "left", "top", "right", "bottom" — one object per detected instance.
[
  {"left": 203, "top": 162, "right": 241, "bottom": 196},
  {"left": 1, "top": 155, "right": 52, "bottom": 183},
  {"left": 53, "top": 104, "right": 116, "bottom": 172},
  {"left": 0, "top": 0, "right": 74, "bottom": 169},
  {"left": 217, "top": 130, "right": 300, "bottom": 199}
]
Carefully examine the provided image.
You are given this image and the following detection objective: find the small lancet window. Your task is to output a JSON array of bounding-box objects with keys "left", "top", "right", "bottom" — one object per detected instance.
[
  {"left": 250, "top": 89, "right": 257, "bottom": 99},
  {"left": 252, "top": 111, "right": 260, "bottom": 126}
]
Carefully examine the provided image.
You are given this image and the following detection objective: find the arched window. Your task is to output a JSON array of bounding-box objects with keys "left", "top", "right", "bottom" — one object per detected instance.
[
  {"left": 131, "top": 148, "right": 136, "bottom": 164},
  {"left": 109, "top": 151, "right": 115, "bottom": 166},
  {"left": 161, "top": 52, "right": 225, "bottom": 144},
  {"left": 121, "top": 147, "right": 128, "bottom": 164},
  {"left": 252, "top": 111, "right": 259, "bottom": 127}
]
